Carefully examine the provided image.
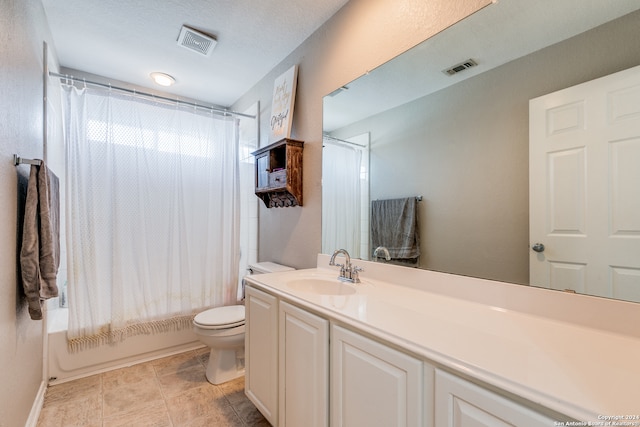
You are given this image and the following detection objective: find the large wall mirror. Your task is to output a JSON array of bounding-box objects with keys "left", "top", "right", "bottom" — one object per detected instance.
[{"left": 322, "top": 0, "right": 640, "bottom": 303}]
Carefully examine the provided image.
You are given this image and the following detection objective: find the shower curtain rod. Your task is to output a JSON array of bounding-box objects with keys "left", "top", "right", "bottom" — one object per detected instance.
[
  {"left": 48, "top": 72, "right": 256, "bottom": 119},
  {"left": 322, "top": 134, "right": 367, "bottom": 148}
]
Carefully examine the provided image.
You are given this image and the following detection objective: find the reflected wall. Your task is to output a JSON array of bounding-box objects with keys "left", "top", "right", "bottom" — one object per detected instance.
[{"left": 327, "top": 10, "right": 640, "bottom": 285}]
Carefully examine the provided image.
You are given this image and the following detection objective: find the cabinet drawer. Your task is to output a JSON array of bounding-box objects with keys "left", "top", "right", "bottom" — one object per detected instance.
[{"left": 269, "top": 169, "right": 287, "bottom": 188}]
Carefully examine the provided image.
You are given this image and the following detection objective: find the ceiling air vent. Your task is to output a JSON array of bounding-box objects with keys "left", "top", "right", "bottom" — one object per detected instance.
[
  {"left": 442, "top": 59, "right": 478, "bottom": 76},
  {"left": 177, "top": 26, "right": 217, "bottom": 56}
]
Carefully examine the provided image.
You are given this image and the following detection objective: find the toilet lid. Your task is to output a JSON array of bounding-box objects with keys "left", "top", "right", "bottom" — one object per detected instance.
[{"left": 194, "top": 305, "right": 245, "bottom": 329}]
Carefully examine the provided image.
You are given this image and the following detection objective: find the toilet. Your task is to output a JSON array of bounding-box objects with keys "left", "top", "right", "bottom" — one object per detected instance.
[{"left": 193, "top": 262, "right": 294, "bottom": 384}]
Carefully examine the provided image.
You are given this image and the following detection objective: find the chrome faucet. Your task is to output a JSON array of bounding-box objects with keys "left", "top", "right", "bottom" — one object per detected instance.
[
  {"left": 373, "top": 246, "right": 391, "bottom": 262},
  {"left": 329, "top": 249, "right": 363, "bottom": 283}
]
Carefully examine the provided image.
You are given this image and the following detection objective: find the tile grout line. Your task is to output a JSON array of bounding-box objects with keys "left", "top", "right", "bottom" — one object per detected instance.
[
  {"left": 151, "top": 365, "right": 174, "bottom": 427},
  {"left": 100, "top": 373, "right": 104, "bottom": 427}
]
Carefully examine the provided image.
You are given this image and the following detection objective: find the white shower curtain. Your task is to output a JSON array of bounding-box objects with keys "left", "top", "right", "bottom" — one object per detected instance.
[
  {"left": 62, "top": 86, "right": 240, "bottom": 350},
  {"left": 322, "top": 140, "right": 362, "bottom": 258}
]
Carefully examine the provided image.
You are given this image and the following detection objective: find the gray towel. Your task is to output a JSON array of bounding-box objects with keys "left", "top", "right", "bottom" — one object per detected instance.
[
  {"left": 371, "top": 197, "right": 420, "bottom": 265},
  {"left": 20, "top": 161, "right": 60, "bottom": 320}
]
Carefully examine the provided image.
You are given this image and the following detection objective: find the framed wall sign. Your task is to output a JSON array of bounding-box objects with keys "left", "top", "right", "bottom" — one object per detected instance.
[{"left": 269, "top": 65, "right": 298, "bottom": 143}]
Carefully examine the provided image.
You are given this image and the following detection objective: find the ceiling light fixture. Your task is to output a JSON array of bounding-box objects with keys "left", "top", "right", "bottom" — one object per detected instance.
[{"left": 150, "top": 72, "right": 176, "bottom": 87}]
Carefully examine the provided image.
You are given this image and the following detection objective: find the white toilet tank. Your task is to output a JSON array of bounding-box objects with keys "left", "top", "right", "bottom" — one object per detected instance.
[
  {"left": 242, "top": 262, "right": 294, "bottom": 300},
  {"left": 247, "top": 261, "right": 294, "bottom": 275}
]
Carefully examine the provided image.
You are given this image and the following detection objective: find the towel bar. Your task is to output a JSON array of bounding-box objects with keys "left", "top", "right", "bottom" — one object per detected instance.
[
  {"left": 13, "top": 155, "right": 41, "bottom": 166},
  {"left": 374, "top": 196, "right": 422, "bottom": 202}
]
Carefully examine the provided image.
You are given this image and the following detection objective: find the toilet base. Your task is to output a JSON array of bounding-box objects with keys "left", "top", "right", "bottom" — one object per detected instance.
[{"left": 205, "top": 347, "right": 245, "bottom": 385}]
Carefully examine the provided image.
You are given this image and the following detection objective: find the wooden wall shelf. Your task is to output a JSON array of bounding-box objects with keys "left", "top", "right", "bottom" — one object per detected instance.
[{"left": 252, "top": 138, "right": 303, "bottom": 208}]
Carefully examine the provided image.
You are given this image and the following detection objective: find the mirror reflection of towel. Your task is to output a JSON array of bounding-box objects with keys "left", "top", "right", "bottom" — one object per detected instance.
[
  {"left": 19, "top": 161, "right": 60, "bottom": 320},
  {"left": 371, "top": 197, "right": 420, "bottom": 266}
]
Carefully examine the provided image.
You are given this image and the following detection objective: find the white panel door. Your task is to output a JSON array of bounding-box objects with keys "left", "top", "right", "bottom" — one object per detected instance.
[
  {"left": 279, "top": 301, "right": 328, "bottom": 427},
  {"left": 245, "top": 286, "right": 279, "bottom": 426},
  {"left": 530, "top": 65, "right": 640, "bottom": 301},
  {"left": 435, "top": 370, "right": 556, "bottom": 427},
  {"left": 331, "top": 325, "right": 423, "bottom": 427}
]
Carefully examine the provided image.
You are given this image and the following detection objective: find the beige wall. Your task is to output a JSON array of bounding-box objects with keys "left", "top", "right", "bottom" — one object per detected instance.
[
  {"left": 330, "top": 10, "right": 640, "bottom": 285},
  {"left": 0, "top": 0, "right": 57, "bottom": 424},
  {"left": 233, "top": 0, "right": 491, "bottom": 269}
]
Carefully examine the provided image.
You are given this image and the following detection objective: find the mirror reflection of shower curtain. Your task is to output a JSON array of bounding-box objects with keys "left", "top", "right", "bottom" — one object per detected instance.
[{"left": 322, "top": 140, "right": 363, "bottom": 258}]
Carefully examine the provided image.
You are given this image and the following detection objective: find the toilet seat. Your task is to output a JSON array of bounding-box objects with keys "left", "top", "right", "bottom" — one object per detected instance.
[{"left": 193, "top": 305, "right": 245, "bottom": 330}]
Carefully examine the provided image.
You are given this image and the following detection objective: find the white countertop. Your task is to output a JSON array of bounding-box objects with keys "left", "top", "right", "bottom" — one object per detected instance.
[{"left": 245, "top": 256, "right": 640, "bottom": 421}]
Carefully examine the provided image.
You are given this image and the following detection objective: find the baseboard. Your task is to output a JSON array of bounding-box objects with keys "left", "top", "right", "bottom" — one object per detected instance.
[{"left": 25, "top": 380, "right": 47, "bottom": 427}]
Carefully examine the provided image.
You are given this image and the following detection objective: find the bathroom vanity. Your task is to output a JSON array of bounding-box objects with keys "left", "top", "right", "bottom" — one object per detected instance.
[{"left": 244, "top": 255, "right": 640, "bottom": 426}]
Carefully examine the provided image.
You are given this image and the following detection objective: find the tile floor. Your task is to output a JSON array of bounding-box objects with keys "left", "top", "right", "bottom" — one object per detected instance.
[{"left": 37, "top": 348, "right": 270, "bottom": 427}]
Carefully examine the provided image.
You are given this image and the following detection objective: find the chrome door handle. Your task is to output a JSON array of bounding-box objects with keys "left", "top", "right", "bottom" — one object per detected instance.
[{"left": 532, "top": 243, "right": 545, "bottom": 253}]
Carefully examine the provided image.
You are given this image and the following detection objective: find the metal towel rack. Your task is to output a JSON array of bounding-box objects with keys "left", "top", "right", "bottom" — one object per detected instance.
[
  {"left": 374, "top": 196, "right": 422, "bottom": 202},
  {"left": 13, "top": 155, "right": 41, "bottom": 166}
]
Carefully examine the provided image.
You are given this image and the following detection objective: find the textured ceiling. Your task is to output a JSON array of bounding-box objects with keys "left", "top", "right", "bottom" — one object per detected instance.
[{"left": 41, "top": 0, "right": 350, "bottom": 107}]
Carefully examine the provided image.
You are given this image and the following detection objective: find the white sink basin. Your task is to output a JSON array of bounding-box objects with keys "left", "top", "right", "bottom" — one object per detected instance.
[{"left": 287, "top": 278, "right": 356, "bottom": 295}]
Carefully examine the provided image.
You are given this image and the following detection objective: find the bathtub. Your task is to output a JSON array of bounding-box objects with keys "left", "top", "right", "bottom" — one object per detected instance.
[{"left": 47, "top": 308, "right": 203, "bottom": 384}]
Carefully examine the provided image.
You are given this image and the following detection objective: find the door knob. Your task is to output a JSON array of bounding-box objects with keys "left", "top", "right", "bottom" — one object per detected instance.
[{"left": 531, "top": 243, "right": 545, "bottom": 253}]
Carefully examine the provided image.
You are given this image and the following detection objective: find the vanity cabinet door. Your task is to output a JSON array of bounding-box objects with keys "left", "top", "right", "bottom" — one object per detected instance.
[
  {"left": 245, "top": 285, "right": 279, "bottom": 426},
  {"left": 279, "top": 301, "right": 329, "bottom": 427},
  {"left": 331, "top": 325, "right": 423, "bottom": 427},
  {"left": 435, "top": 369, "right": 556, "bottom": 427}
]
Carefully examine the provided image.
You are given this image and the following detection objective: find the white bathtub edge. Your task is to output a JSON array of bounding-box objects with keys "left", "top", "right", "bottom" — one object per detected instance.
[{"left": 48, "top": 326, "right": 204, "bottom": 385}]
